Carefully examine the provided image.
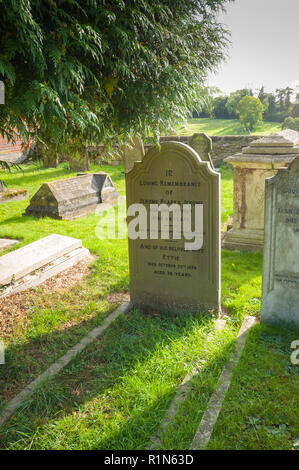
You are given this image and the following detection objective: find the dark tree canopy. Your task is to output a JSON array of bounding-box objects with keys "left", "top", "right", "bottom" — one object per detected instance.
[{"left": 0, "top": 0, "right": 232, "bottom": 147}]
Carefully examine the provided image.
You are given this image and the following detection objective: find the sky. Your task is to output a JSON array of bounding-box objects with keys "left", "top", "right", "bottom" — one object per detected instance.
[{"left": 208, "top": 0, "right": 299, "bottom": 96}]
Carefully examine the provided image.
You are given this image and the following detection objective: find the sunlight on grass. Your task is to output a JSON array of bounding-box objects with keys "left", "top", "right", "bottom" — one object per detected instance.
[
  {"left": 1, "top": 159, "right": 294, "bottom": 450},
  {"left": 173, "top": 118, "right": 281, "bottom": 136}
]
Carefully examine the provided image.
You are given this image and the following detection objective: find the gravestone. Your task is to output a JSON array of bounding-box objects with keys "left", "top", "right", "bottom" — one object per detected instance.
[
  {"left": 261, "top": 156, "right": 299, "bottom": 327},
  {"left": 25, "top": 172, "right": 121, "bottom": 219},
  {"left": 123, "top": 136, "right": 145, "bottom": 173},
  {"left": 223, "top": 130, "right": 299, "bottom": 252},
  {"left": 126, "top": 141, "right": 221, "bottom": 314},
  {"left": 0, "top": 234, "right": 82, "bottom": 286},
  {"left": 0, "top": 234, "right": 91, "bottom": 295},
  {"left": 189, "top": 133, "right": 214, "bottom": 169}
]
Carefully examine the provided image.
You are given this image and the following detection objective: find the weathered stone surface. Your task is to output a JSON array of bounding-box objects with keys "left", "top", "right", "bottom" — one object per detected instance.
[
  {"left": 123, "top": 136, "right": 145, "bottom": 173},
  {"left": 0, "top": 151, "right": 27, "bottom": 165},
  {"left": 261, "top": 157, "right": 299, "bottom": 327},
  {"left": 0, "top": 239, "right": 18, "bottom": 252},
  {"left": 0, "top": 234, "right": 82, "bottom": 286},
  {"left": 0, "top": 188, "right": 28, "bottom": 203},
  {"left": 189, "top": 133, "right": 214, "bottom": 169},
  {"left": 242, "top": 146, "right": 299, "bottom": 155},
  {"left": 250, "top": 129, "right": 299, "bottom": 147},
  {"left": 126, "top": 141, "right": 221, "bottom": 314},
  {"left": 1, "top": 245, "right": 91, "bottom": 297},
  {"left": 25, "top": 172, "right": 121, "bottom": 219},
  {"left": 223, "top": 130, "right": 298, "bottom": 252}
]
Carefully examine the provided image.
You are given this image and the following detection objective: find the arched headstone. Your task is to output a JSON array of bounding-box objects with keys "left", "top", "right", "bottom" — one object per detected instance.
[{"left": 126, "top": 141, "right": 221, "bottom": 314}]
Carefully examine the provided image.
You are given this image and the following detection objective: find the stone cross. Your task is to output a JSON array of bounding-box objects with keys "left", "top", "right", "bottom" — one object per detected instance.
[{"left": 189, "top": 133, "right": 214, "bottom": 169}]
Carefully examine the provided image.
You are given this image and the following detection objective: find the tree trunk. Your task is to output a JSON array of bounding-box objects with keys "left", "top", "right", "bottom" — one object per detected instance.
[{"left": 43, "top": 152, "right": 59, "bottom": 168}]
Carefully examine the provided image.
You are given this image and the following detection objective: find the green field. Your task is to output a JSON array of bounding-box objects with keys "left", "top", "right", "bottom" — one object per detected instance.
[
  {"left": 0, "top": 162, "right": 298, "bottom": 450},
  {"left": 174, "top": 118, "right": 281, "bottom": 136}
]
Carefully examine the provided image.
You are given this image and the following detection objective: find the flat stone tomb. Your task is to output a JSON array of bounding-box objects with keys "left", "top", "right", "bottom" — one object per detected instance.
[
  {"left": 25, "top": 172, "right": 121, "bottom": 220},
  {"left": 126, "top": 141, "right": 221, "bottom": 314},
  {"left": 261, "top": 156, "right": 299, "bottom": 327},
  {"left": 0, "top": 234, "right": 83, "bottom": 286}
]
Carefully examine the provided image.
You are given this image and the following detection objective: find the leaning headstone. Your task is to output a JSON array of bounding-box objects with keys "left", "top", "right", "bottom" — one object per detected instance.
[
  {"left": 123, "top": 136, "right": 145, "bottom": 173},
  {"left": 261, "top": 156, "right": 299, "bottom": 327},
  {"left": 126, "top": 141, "right": 221, "bottom": 314},
  {"left": 0, "top": 234, "right": 91, "bottom": 295},
  {"left": 189, "top": 133, "right": 214, "bottom": 169},
  {"left": 25, "top": 173, "right": 121, "bottom": 219},
  {"left": 0, "top": 234, "right": 82, "bottom": 286}
]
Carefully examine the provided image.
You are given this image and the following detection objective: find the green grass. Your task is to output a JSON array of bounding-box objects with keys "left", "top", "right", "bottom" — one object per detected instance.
[
  {"left": 0, "top": 312, "right": 238, "bottom": 450},
  {"left": 0, "top": 162, "right": 130, "bottom": 407},
  {"left": 208, "top": 323, "right": 299, "bottom": 450},
  {"left": 174, "top": 118, "right": 281, "bottom": 136},
  {"left": 0, "top": 161, "right": 296, "bottom": 450}
]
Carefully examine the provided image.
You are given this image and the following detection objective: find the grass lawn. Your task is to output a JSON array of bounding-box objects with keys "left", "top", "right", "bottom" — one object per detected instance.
[
  {"left": 0, "top": 162, "right": 298, "bottom": 450},
  {"left": 208, "top": 323, "right": 299, "bottom": 450},
  {"left": 174, "top": 118, "right": 281, "bottom": 136}
]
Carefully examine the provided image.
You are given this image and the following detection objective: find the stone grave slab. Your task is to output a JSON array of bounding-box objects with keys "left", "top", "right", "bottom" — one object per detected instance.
[
  {"left": 25, "top": 172, "right": 121, "bottom": 219},
  {"left": 0, "top": 239, "right": 18, "bottom": 252},
  {"left": 261, "top": 156, "right": 299, "bottom": 327},
  {"left": 1, "top": 244, "right": 91, "bottom": 297},
  {"left": 126, "top": 141, "right": 221, "bottom": 314},
  {"left": 0, "top": 234, "right": 82, "bottom": 286}
]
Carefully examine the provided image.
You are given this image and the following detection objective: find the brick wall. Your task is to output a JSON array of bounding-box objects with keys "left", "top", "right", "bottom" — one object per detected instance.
[{"left": 0, "top": 136, "right": 23, "bottom": 155}]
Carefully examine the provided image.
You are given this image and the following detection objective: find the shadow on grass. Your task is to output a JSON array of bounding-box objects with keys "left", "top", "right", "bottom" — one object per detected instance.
[
  {"left": 2, "top": 166, "right": 75, "bottom": 188},
  {"left": 3, "top": 163, "right": 125, "bottom": 189},
  {"left": 0, "top": 308, "right": 234, "bottom": 450}
]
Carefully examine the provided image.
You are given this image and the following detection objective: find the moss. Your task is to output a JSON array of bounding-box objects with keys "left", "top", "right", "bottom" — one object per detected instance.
[{"left": 0, "top": 188, "right": 28, "bottom": 198}]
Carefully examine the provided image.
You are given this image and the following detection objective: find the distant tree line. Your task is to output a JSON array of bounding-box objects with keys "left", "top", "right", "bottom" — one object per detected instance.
[{"left": 193, "top": 85, "right": 299, "bottom": 131}]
